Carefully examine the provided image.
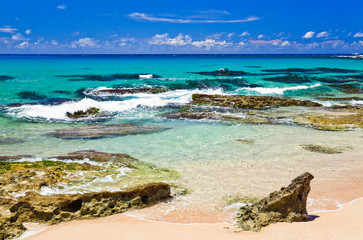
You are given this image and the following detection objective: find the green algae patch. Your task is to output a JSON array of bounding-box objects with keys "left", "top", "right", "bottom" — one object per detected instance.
[
  {"left": 236, "top": 139, "right": 255, "bottom": 144},
  {"left": 223, "top": 194, "right": 261, "bottom": 206},
  {"left": 301, "top": 144, "right": 344, "bottom": 154},
  {"left": 66, "top": 107, "right": 100, "bottom": 119}
]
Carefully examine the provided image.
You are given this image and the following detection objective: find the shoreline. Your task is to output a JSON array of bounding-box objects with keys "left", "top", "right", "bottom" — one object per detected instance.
[
  {"left": 23, "top": 196, "right": 363, "bottom": 240},
  {"left": 21, "top": 164, "right": 363, "bottom": 240}
]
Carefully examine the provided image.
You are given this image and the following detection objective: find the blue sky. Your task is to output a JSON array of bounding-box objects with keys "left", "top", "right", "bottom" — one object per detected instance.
[{"left": 1, "top": 0, "right": 363, "bottom": 53}]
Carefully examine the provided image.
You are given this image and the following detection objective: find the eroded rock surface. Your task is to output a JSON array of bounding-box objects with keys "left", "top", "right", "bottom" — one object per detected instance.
[
  {"left": 47, "top": 123, "right": 169, "bottom": 139},
  {"left": 10, "top": 182, "right": 170, "bottom": 224},
  {"left": 191, "top": 94, "right": 322, "bottom": 109},
  {"left": 236, "top": 172, "right": 314, "bottom": 231}
]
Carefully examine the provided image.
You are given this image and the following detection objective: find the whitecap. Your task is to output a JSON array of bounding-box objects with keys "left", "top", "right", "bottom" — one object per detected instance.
[
  {"left": 4, "top": 88, "right": 224, "bottom": 121},
  {"left": 236, "top": 84, "right": 322, "bottom": 95}
]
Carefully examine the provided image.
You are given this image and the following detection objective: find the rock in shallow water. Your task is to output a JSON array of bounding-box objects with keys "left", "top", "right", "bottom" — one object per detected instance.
[
  {"left": 236, "top": 172, "right": 314, "bottom": 231},
  {"left": 192, "top": 94, "right": 322, "bottom": 109},
  {"left": 47, "top": 123, "right": 170, "bottom": 139}
]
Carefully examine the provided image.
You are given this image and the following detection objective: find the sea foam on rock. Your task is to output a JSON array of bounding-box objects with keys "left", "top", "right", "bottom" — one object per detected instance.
[{"left": 236, "top": 172, "right": 314, "bottom": 231}]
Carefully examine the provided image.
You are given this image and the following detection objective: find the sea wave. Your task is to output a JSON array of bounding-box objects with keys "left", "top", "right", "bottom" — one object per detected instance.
[
  {"left": 235, "top": 84, "right": 322, "bottom": 95},
  {"left": 4, "top": 88, "right": 224, "bottom": 121}
]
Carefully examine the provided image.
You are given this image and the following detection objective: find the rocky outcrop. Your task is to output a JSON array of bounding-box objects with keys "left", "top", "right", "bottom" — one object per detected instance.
[
  {"left": 236, "top": 172, "right": 314, "bottom": 231},
  {"left": 66, "top": 107, "right": 100, "bottom": 119},
  {"left": 10, "top": 182, "right": 170, "bottom": 225},
  {"left": 47, "top": 123, "right": 169, "bottom": 139},
  {"left": 191, "top": 94, "right": 322, "bottom": 109},
  {"left": 188, "top": 68, "right": 249, "bottom": 76},
  {"left": 0, "top": 150, "right": 182, "bottom": 239}
]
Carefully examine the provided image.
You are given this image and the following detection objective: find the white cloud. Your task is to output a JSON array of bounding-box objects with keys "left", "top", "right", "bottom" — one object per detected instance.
[
  {"left": 16, "top": 41, "right": 29, "bottom": 49},
  {"left": 57, "top": 4, "right": 66, "bottom": 10},
  {"left": 302, "top": 31, "right": 315, "bottom": 39},
  {"left": 0, "top": 27, "right": 17, "bottom": 33},
  {"left": 359, "top": 41, "right": 363, "bottom": 46},
  {"left": 354, "top": 32, "right": 363, "bottom": 38},
  {"left": 71, "top": 37, "right": 99, "bottom": 48},
  {"left": 238, "top": 42, "right": 246, "bottom": 46},
  {"left": 227, "top": 33, "right": 235, "bottom": 38},
  {"left": 281, "top": 41, "right": 290, "bottom": 47},
  {"left": 51, "top": 40, "right": 58, "bottom": 46},
  {"left": 258, "top": 34, "right": 264, "bottom": 39},
  {"left": 239, "top": 31, "right": 250, "bottom": 37},
  {"left": 25, "top": 29, "right": 31, "bottom": 35},
  {"left": 148, "top": 33, "right": 192, "bottom": 46},
  {"left": 127, "top": 12, "right": 260, "bottom": 23},
  {"left": 316, "top": 31, "right": 329, "bottom": 38},
  {"left": 11, "top": 33, "right": 26, "bottom": 41},
  {"left": 192, "top": 39, "right": 232, "bottom": 50}
]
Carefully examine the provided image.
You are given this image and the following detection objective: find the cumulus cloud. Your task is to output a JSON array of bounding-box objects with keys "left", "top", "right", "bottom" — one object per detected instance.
[
  {"left": 25, "top": 29, "right": 31, "bottom": 35},
  {"left": 148, "top": 33, "right": 192, "bottom": 46},
  {"left": 281, "top": 41, "right": 290, "bottom": 47},
  {"left": 51, "top": 40, "right": 58, "bottom": 46},
  {"left": 11, "top": 33, "right": 26, "bottom": 41},
  {"left": 257, "top": 34, "right": 264, "bottom": 39},
  {"left": 316, "top": 31, "right": 329, "bottom": 38},
  {"left": 71, "top": 37, "right": 99, "bottom": 48},
  {"left": 239, "top": 31, "right": 250, "bottom": 37},
  {"left": 192, "top": 39, "right": 232, "bottom": 50},
  {"left": 16, "top": 41, "right": 29, "bottom": 49},
  {"left": 57, "top": 4, "right": 66, "bottom": 10},
  {"left": 354, "top": 32, "right": 363, "bottom": 38},
  {"left": 302, "top": 31, "right": 315, "bottom": 39},
  {"left": 127, "top": 12, "right": 260, "bottom": 23},
  {"left": 0, "top": 27, "right": 18, "bottom": 33}
]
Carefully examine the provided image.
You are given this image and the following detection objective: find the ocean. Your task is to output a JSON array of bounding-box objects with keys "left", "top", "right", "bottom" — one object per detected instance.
[{"left": 0, "top": 54, "right": 362, "bottom": 215}]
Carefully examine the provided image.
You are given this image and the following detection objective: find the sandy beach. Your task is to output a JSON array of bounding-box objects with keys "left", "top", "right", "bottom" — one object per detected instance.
[{"left": 25, "top": 198, "right": 363, "bottom": 240}]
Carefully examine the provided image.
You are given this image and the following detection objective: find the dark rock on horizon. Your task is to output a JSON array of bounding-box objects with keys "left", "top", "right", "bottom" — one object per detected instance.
[{"left": 236, "top": 172, "right": 314, "bottom": 231}]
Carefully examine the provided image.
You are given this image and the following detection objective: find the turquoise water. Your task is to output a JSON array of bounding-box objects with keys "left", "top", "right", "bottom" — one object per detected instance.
[{"left": 1, "top": 54, "right": 363, "bottom": 215}]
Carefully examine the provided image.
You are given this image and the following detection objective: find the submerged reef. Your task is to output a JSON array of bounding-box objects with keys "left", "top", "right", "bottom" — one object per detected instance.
[
  {"left": 236, "top": 172, "right": 314, "bottom": 231},
  {"left": 263, "top": 74, "right": 312, "bottom": 83},
  {"left": 47, "top": 124, "right": 170, "bottom": 139},
  {"left": 261, "top": 67, "right": 360, "bottom": 74},
  {"left": 0, "top": 150, "right": 182, "bottom": 239},
  {"left": 188, "top": 68, "right": 249, "bottom": 77},
  {"left": 18, "top": 91, "right": 47, "bottom": 100},
  {"left": 0, "top": 75, "right": 15, "bottom": 81},
  {"left": 301, "top": 144, "right": 343, "bottom": 154}
]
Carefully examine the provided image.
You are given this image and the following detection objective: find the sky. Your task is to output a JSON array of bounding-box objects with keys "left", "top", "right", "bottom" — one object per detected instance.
[{"left": 1, "top": 0, "right": 363, "bottom": 54}]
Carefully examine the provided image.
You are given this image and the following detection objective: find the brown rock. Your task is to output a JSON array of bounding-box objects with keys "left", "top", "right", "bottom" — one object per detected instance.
[
  {"left": 192, "top": 94, "right": 322, "bottom": 109},
  {"left": 236, "top": 172, "right": 314, "bottom": 231}
]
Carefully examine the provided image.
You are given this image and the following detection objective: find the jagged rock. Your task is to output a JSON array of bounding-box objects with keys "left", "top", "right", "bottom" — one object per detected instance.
[
  {"left": 66, "top": 107, "right": 100, "bottom": 119},
  {"left": 191, "top": 94, "right": 322, "bottom": 109},
  {"left": 9, "top": 182, "right": 170, "bottom": 225},
  {"left": 0, "top": 216, "right": 26, "bottom": 240},
  {"left": 46, "top": 123, "right": 169, "bottom": 139},
  {"left": 236, "top": 172, "right": 314, "bottom": 231}
]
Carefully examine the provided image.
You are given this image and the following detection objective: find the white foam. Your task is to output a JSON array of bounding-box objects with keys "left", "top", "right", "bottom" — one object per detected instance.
[
  {"left": 139, "top": 74, "right": 153, "bottom": 79},
  {"left": 351, "top": 100, "right": 363, "bottom": 105},
  {"left": 5, "top": 88, "right": 224, "bottom": 121},
  {"left": 236, "top": 84, "right": 322, "bottom": 95}
]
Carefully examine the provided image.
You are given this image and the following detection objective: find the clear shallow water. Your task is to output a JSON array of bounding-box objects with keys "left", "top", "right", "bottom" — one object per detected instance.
[{"left": 0, "top": 55, "right": 363, "bottom": 207}]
